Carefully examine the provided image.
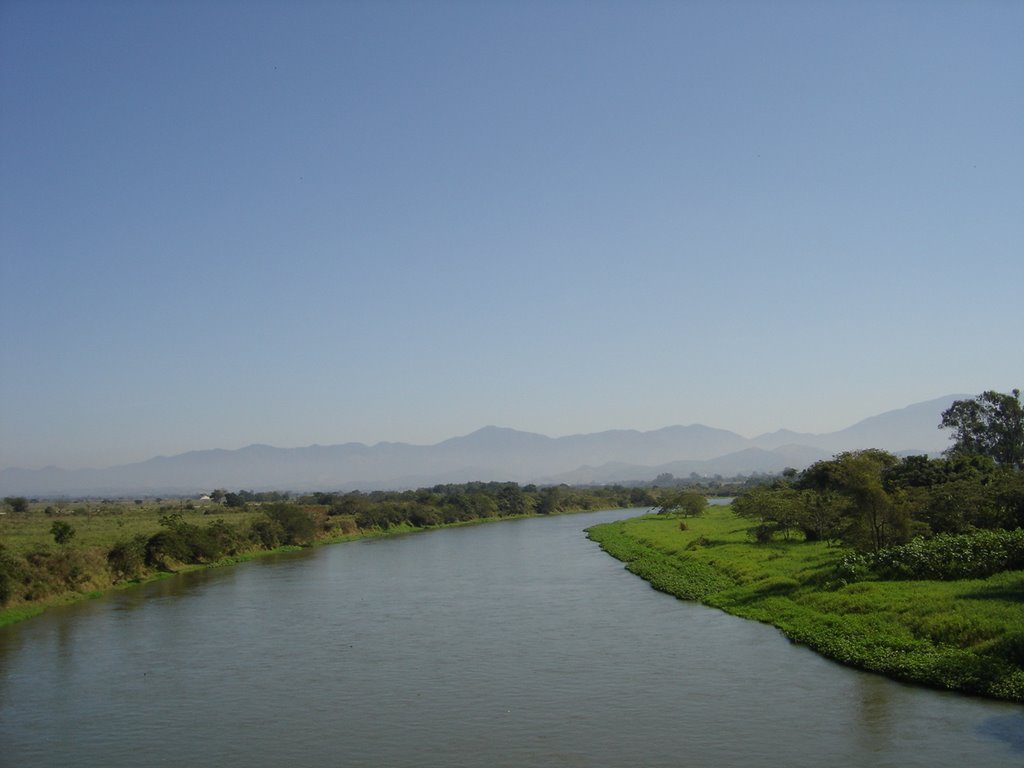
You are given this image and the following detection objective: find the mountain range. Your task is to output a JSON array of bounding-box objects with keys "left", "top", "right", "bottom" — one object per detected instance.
[{"left": 0, "top": 395, "right": 962, "bottom": 498}]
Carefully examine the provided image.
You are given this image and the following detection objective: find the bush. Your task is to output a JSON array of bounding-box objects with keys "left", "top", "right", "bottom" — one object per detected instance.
[
  {"left": 840, "top": 529, "right": 1024, "bottom": 581},
  {"left": 263, "top": 503, "right": 318, "bottom": 545},
  {"left": 145, "top": 514, "right": 225, "bottom": 568},
  {"left": 335, "top": 517, "right": 358, "bottom": 535},
  {"left": 3, "top": 496, "right": 28, "bottom": 514},
  {"left": 50, "top": 520, "right": 75, "bottom": 546},
  {"left": 145, "top": 529, "right": 193, "bottom": 568},
  {"left": 22, "top": 545, "right": 90, "bottom": 598},
  {"left": 249, "top": 517, "right": 284, "bottom": 549},
  {"left": 107, "top": 535, "right": 149, "bottom": 582},
  {"left": 206, "top": 518, "right": 246, "bottom": 556},
  {"left": 0, "top": 544, "right": 24, "bottom": 605}
]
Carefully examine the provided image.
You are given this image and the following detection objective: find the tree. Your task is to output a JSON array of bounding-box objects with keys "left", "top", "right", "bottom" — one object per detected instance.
[
  {"left": 145, "top": 513, "right": 222, "bottom": 567},
  {"left": 796, "top": 450, "right": 910, "bottom": 551},
  {"left": 107, "top": 535, "right": 148, "bottom": 582},
  {"left": 832, "top": 450, "right": 908, "bottom": 552},
  {"left": 734, "top": 487, "right": 802, "bottom": 542},
  {"left": 4, "top": 496, "right": 29, "bottom": 514},
  {"left": 263, "top": 503, "right": 319, "bottom": 545},
  {"left": 0, "top": 543, "right": 24, "bottom": 605},
  {"left": 330, "top": 492, "right": 368, "bottom": 518},
  {"left": 795, "top": 489, "right": 846, "bottom": 544},
  {"left": 629, "top": 487, "right": 656, "bottom": 507},
  {"left": 496, "top": 483, "right": 529, "bottom": 517},
  {"left": 882, "top": 454, "right": 948, "bottom": 490},
  {"left": 941, "top": 389, "right": 1023, "bottom": 469},
  {"left": 536, "top": 486, "right": 564, "bottom": 515},
  {"left": 50, "top": 520, "right": 75, "bottom": 546},
  {"left": 656, "top": 490, "right": 707, "bottom": 518}
]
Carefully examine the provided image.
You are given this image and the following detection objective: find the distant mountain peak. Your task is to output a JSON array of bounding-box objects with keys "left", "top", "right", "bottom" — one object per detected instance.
[{"left": 0, "top": 396, "right": 965, "bottom": 497}]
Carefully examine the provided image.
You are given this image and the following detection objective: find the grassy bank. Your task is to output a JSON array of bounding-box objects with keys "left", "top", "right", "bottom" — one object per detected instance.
[
  {"left": 0, "top": 503, "right": 334, "bottom": 627},
  {"left": 587, "top": 506, "right": 1024, "bottom": 702},
  {"left": 0, "top": 492, "right": 623, "bottom": 627}
]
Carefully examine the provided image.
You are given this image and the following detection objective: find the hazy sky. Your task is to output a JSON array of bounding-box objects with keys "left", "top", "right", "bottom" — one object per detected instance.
[{"left": 1, "top": 1, "right": 1021, "bottom": 470}]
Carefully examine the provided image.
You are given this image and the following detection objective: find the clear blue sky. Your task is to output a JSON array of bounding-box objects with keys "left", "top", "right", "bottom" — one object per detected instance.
[{"left": 1, "top": 0, "right": 1021, "bottom": 470}]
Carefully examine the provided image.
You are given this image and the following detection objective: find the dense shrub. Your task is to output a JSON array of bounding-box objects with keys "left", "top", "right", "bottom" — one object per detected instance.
[
  {"left": 0, "top": 544, "right": 24, "bottom": 605},
  {"left": 408, "top": 506, "right": 441, "bottom": 527},
  {"left": 145, "top": 514, "right": 225, "bottom": 568},
  {"left": 21, "top": 545, "right": 90, "bottom": 598},
  {"left": 144, "top": 529, "right": 193, "bottom": 568},
  {"left": 107, "top": 535, "right": 149, "bottom": 582},
  {"left": 263, "top": 503, "right": 319, "bottom": 545},
  {"left": 839, "top": 529, "right": 1024, "bottom": 582},
  {"left": 249, "top": 517, "right": 284, "bottom": 549},
  {"left": 205, "top": 518, "right": 246, "bottom": 556}
]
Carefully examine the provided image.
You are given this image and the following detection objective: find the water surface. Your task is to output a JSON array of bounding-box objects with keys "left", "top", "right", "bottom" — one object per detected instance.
[{"left": 1, "top": 508, "right": 1021, "bottom": 767}]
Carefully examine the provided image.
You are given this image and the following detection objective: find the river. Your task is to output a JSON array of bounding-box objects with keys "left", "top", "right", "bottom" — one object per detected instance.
[{"left": 1, "top": 508, "right": 1021, "bottom": 767}]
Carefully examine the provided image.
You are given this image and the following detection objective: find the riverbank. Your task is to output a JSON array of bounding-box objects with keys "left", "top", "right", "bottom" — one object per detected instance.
[
  {"left": 0, "top": 503, "right": 615, "bottom": 628},
  {"left": 586, "top": 507, "right": 1024, "bottom": 703}
]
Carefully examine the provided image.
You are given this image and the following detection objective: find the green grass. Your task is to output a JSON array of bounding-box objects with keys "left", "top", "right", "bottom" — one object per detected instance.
[
  {"left": 587, "top": 507, "right": 1024, "bottom": 702},
  {"left": 0, "top": 498, "right": 606, "bottom": 627},
  {"left": 0, "top": 500, "right": 331, "bottom": 626},
  {"left": 0, "top": 501, "right": 265, "bottom": 555}
]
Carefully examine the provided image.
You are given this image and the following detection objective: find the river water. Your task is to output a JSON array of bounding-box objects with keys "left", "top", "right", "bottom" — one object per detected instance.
[{"left": 1, "top": 508, "right": 1022, "bottom": 767}]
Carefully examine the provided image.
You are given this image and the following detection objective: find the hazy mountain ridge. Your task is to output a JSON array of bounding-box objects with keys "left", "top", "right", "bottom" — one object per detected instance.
[{"left": 0, "top": 395, "right": 963, "bottom": 497}]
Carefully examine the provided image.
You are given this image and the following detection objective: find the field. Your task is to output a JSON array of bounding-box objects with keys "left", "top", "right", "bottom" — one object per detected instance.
[
  {"left": 0, "top": 484, "right": 625, "bottom": 626},
  {"left": 0, "top": 500, "right": 265, "bottom": 555},
  {"left": 0, "top": 499, "right": 363, "bottom": 626},
  {"left": 587, "top": 506, "right": 1024, "bottom": 702}
]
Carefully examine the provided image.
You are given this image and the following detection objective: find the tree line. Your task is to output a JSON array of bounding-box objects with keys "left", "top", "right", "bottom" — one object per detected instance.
[
  {"left": 0, "top": 482, "right": 664, "bottom": 609},
  {"left": 731, "top": 389, "right": 1024, "bottom": 574}
]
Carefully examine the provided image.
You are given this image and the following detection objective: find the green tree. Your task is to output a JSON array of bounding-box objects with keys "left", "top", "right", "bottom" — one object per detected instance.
[
  {"left": 536, "top": 486, "right": 564, "bottom": 515},
  {"left": 734, "top": 487, "right": 803, "bottom": 542},
  {"left": 328, "top": 492, "right": 367, "bottom": 518},
  {"left": 107, "top": 535, "right": 148, "bottom": 582},
  {"left": 249, "top": 517, "right": 284, "bottom": 548},
  {"left": 796, "top": 450, "right": 910, "bottom": 551},
  {"left": 627, "top": 487, "right": 655, "bottom": 507},
  {"left": 656, "top": 490, "right": 707, "bottom": 518},
  {"left": 919, "top": 478, "right": 999, "bottom": 533},
  {"left": 795, "top": 489, "right": 846, "bottom": 544},
  {"left": 263, "top": 503, "right": 318, "bottom": 545},
  {"left": 50, "top": 520, "right": 75, "bottom": 546},
  {"left": 145, "top": 513, "right": 222, "bottom": 568},
  {"left": 206, "top": 518, "right": 245, "bottom": 555},
  {"left": 832, "top": 450, "right": 908, "bottom": 552},
  {"left": 941, "top": 389, "right": 1024, "bottom": 469},
  {"left": 496, "top": 483, "right": 530, "bottom": 517},
  {"left": 0, "top": 543, "right": 24, "bottom": 605},
  {"left": 450, "top": 491, "right": 498, "bottom": 520},
  {"left": 882, "top": 454, "right": 948, "bottom": 490},
  {"left": 4, "top": 496, "right": 29, "bottom": 514}
]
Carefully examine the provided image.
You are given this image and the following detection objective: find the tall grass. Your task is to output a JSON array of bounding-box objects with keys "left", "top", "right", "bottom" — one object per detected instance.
[{"left": 0, "top": 502, "right": 263, "bottom": 555}]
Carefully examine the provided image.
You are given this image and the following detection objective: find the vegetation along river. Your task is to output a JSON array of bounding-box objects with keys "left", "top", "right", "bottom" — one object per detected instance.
[{"left": 1, "top": 507, "right": 1022, "bottom": 767}]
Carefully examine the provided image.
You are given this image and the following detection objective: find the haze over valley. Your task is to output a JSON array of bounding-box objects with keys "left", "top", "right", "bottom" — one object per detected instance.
[{"left": 0, "top": 395, "right": 962, "bottom": 497}]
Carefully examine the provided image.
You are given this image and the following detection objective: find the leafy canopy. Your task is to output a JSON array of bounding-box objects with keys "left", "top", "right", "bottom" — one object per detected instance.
[{"left": 941, "top": 389, "right": 1023, "bottom": 469}]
